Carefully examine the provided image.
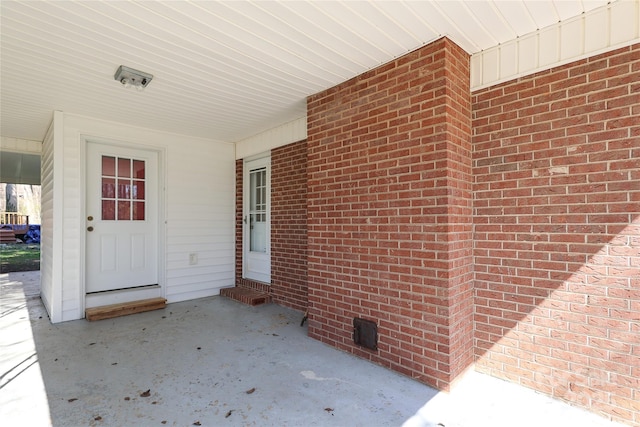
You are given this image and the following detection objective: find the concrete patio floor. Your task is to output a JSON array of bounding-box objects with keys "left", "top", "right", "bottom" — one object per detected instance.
[{"left": 1, "top": 271, "right": 627, "bottom": 427}]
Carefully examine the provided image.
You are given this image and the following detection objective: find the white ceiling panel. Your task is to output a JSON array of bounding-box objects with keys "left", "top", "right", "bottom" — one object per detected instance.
[
  {"left": 464, "top": 2, "right": 514, "bottom": 45},
  {"left": 434, "top": 3, "right": 477, "bottom": 50},
  {"left": 373, "top": 2, "right": 441, "bottom": 45},
  {"left": 231, "top": 3, "right": 361, "bottom": 78},
  {"left": 310, "top": 2, "right": 401, "bottom": 58},
  {"left": 0, "top": 0, "right": 624, "bottom": 144},
  {"left": 407, "top": 1, "right": 475, "bottom": 49},
  {"left": 553, "top": 1, "right": 585, "bottom": 20},
  {"left": 348, "top": 2, "right": 425, "bottom": 50},
  {"left": 523, "top": 0, "right": 560, "bottom": 28},
  {"left": 271, "top": 2, "right": 375, "bottom": 72},
  {"left": 493, "top": 1, "right": 539, "bottom": 33}
]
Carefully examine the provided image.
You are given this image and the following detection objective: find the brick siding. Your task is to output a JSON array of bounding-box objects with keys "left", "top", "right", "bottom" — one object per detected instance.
[
  {"left": 306, "top": 38, "right": 474, "bottom": 390},
  {"left": 472, "top": 44, "right": 640, "bottom": 425},
  {"left": 235, "top": 39, "right": 639, "bottom": 425},
  {"left": 271, "top": 141, "right": 308, "bottom": 311}
]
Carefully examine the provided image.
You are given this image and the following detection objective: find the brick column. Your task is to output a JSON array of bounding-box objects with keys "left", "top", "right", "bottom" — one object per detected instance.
[{"left": 306, "top": 37, "right": 472, "bottom": 390}]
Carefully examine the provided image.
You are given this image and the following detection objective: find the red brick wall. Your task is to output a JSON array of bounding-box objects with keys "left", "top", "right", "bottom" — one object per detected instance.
[
  {"left": 271, "top": 141, "right": 308, "bottom": 311},
  {"left": 442, "top": 39, "right": 475, "bottom": 383},
  {"left": 472, "top": 44, "right": 640, "bottom": 425},
  {"left": 306, "top": 38, "right": 473, "bottom": 390},
  {"left": 235, "top": 141, "right": 308, "bottom": 311}
]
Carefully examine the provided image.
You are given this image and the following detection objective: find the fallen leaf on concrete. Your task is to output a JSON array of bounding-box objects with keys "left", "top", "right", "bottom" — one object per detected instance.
[
  {"left": 140, "top": 389, "right": 151, "bottom": 397},
  {"left": 152, "top": 401, "right": 158, "bottom": 405},
  {"left": 161, "top": 421, "right": 167, "bottom": 425},
  {"left": 94, "top": 416, "right": 102, "bottom": 421},
  {"left": 67, "top": 398, "right": 78, "bottom": 403},
  {"left": 225, "top": 410, "right": 234, "bottom": 418},
  {"left": 324, "top": 408, "right": 333, "bottom": 412},
  {"left": 193, "top": 421, "right": 201, "bottom": 426},
  {"left": 124, "top": 397, "right": 130, "bottom": 401},
  {"left": 89, "top": 342, "right": 96, "bottom": 346},
  {"left": 246, "top": 387, "right": 256, "bottom": 394},
  {"left": 197, "top": 347, "right": 202, "bottom": 350},
  {"left": 111, "top": 362, "right": 117, "bottom": 366}
]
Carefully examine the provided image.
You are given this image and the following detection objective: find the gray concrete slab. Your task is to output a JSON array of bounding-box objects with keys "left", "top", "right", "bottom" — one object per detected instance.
[{"left": 1, "top": 271, "right": 627, "bottom": 427}]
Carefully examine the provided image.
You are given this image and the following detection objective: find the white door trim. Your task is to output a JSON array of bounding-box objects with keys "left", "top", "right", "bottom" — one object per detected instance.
[{"left": 81, "top": 135, "right": 166, "bottom": 311}]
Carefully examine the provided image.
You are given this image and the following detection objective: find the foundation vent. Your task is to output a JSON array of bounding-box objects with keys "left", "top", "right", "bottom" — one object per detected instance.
[{"left": 353, "top": 317, "right": 377, "bottom": 350}]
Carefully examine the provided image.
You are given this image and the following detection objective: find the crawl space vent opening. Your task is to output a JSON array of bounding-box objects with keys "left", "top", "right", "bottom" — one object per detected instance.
[{"left": 353, "top": 317, "right": 377, "bottom": 350}]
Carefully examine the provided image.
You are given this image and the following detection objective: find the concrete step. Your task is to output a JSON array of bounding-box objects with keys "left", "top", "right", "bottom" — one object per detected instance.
[
  {"left": 85, "top": 297, "right": 166, "bottom": 321},
  {"left": 219, "top": 287, "right": 270, "bottom": 306}
]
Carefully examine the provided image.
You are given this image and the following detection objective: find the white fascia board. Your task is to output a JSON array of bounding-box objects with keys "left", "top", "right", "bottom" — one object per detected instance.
[
  {"left": 0, "top": 136, "right": 43, "bottom": 154},
  {"left": 234, "top": 116, "right": 307, "bottom": 160},
  {"left": 471, "top": 0, "right": 640, "bottom": 91}
]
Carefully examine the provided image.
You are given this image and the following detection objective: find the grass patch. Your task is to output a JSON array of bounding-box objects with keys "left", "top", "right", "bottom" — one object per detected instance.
[{"left": 0, "top": 244, "right": 40, "bottom": 273}]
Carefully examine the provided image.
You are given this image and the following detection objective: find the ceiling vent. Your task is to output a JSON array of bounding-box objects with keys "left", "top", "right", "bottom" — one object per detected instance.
[{"left": 114, "top": 65, "right": 153, "bottom": 90}]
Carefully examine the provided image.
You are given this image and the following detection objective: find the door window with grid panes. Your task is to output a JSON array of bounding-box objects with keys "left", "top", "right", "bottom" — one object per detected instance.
[
  {"left": 249, "top": 167, "right": 267, "bottom": 252},
  {"left": 101, "top": 156, "right": 146, "bottom": 221}
]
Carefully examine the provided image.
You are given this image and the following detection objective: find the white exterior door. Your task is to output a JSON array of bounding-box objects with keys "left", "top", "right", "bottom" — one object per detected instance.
[
  {"left": 86, "top": 142, "right": 159, "bottom": 294},
  {"left": 243, "top": 156, "right": 270, "bottom": 283}
]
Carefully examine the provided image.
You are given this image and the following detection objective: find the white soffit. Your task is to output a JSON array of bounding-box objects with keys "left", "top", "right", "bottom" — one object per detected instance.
[
  {"left": 0, "top": 0, "right": 633, "bottom": 144},
  {"left": 471, "top": 0, "right": 640, "bottom": 90}
]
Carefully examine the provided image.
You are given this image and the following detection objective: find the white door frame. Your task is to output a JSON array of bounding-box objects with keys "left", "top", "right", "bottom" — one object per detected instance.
[
  {"left": 81, "top": 136, "right": 166, "bottom": 310},
  {"left": 243, "top": 154, "right": 271, "bottom": 283}
]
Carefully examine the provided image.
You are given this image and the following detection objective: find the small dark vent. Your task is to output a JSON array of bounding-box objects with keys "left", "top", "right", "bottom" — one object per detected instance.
[{"left": 353, "top": 317, "right": 377, "bottom": 350}]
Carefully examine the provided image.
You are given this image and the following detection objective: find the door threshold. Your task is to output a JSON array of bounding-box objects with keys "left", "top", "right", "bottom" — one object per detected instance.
[
  {"left": 85, "top": 297, "right": 166, "bottom": 321},
  {"left": 86, "top": 284, "right": 160, "bottom": 295},
  {"left": 86, "top": 285, "right": 163, "bottom": 309}
]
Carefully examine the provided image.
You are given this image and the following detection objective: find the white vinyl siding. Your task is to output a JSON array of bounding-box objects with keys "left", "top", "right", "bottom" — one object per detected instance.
[
  {"left": 60, "top": 119, "right": 84, "bottom": 321},
  {"left": 41, "top": 112, "right": 235, "bottom": 322},
  {"left": 165, "top": 136, "right": 235, "bottom": 302},
  {"left": 39, "top": 116, "right": 57, "bottom": 321}
]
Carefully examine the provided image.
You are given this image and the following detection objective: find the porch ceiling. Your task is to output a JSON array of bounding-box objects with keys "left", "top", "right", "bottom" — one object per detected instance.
[{"left": 0, "top": 0, "right": 610, "bottom": 144}]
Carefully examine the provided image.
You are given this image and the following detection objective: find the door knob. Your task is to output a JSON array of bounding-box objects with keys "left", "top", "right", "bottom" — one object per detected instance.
[{"left": 87, "top": 226, "right": 94, "bottom": 232}]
